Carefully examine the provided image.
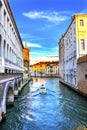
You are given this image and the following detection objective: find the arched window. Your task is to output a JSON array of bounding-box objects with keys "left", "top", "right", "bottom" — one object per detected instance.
[
  {"left": 0, "top": 2, "right": 2, "bottom": 22},
  {"left": 4, "top": 40, "right": 6, "bottom": 58},
  {"left": 12, "top": 49, "right": 13, "bottom": 62},
  {"left": 7, "top": 44, "right": 9, "bottom": 59},
  {"left": 10, "top": 47, "right": 11, "bottom": 61}
]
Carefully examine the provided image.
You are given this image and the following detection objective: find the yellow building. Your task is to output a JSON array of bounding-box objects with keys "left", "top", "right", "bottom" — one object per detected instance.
[
  {"left": 32, "top": 62, "right": 47, "bottom": 77},
  {"left": 74, "top": 14, "right": 87, "bottom": 57},
  {"left": 23, "top": 48, "right": 30, "bottom": 68},
  {"left": 23, "top": 43, "right": 30, "bottom": 77}
]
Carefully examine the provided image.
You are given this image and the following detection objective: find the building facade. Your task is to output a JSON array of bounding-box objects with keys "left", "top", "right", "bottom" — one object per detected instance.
[
  {"left": 77, "top": 55, "right": 87, "bottom": 94},
  {"left": 31, "top": 62, "right": 46, "bottom": 77},
  {"left": 59, "top": 14, "right": 87, "bottom": 94},
  {"left": 59, "top": 35, "right": 64, "bottom": 80},
  {"left": 0, "top": 0, "right": 24, "bottom": 77},
  {"left": 46, "top": 62, "right": 59, "bottom": 77},
  {"left": 23, "top": 44, "right": 30, "bottom": 78},
  {"left": 31, "top": 61, "right": 59, "bottom": 77}
]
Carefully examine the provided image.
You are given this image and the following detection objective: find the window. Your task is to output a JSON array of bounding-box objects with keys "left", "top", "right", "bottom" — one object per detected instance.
[
  {"left": 0, "top": 2, "right": 2, "bottom": 21},
  {"left": 50, "top": 70, "right": 53, "bottom": 73},
  {"left": 50, "top": 65, "right": 53, "bottom": 68},
  {"left": 85, "top": 75, "right": 87, "bottom": 79},
  {"left": 80, "top": 19, "right": 84, "bottom": 26},
  {"left": 4, "top": 10, "right": 6, "bottom": 26},
  {"left": 80, "top": 39, "right": 85, "bottom": 50},
  {"left": 7, "top": 18, "right": 9, "bottom": 31}
]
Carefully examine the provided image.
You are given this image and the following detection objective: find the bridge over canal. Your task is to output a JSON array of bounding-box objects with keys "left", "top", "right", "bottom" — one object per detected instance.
[{"left": 0, "top": 76, "right": 30, "bottom": 122}]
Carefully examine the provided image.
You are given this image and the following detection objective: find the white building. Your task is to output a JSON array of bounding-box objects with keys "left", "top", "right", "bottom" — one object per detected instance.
[
  {"left": 46, "top": 62, "right": 59, "bottom": 77},
  {"left": 63, "top": 17, "right": 77, "bottom": 86},
  {"left": 59, "top": 14, "right": 87, "bottom": 88},
  {"left": 0, "top": 0, "right": 24, "bottom": 75},
  {"left": 59, "top": 35, "right": 64, "bottom": 80}
]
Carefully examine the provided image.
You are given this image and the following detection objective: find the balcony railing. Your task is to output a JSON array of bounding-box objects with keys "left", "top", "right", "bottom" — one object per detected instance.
[{"left": 0, "top": 57, "right": 24, "bottom": 73}]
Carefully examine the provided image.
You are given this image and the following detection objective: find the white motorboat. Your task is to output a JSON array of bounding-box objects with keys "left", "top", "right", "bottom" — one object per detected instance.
[{"left": 39, "top": 84, "right": 46, "bottom": 93}]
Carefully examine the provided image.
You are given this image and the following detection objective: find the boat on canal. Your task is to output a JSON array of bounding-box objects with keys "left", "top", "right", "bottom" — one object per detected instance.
[{"left": 39, "top": 84, "right": 46, "bottom": 93}]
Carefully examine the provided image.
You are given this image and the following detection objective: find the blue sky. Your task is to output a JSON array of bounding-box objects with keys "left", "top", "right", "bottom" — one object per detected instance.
[{"left": 9, "top": 0, "right": 87, "bottom": 58}]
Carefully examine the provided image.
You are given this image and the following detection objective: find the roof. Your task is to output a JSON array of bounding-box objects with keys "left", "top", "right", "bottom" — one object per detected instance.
[
  {"left": 4, "top": 0, "right": 24, "bottom": 48},
  {"left": 32, "top": 61, "right": 59, "bottom": 66},
  {"left": 77, "top": 55, "right": 87, "bottom": 63}
]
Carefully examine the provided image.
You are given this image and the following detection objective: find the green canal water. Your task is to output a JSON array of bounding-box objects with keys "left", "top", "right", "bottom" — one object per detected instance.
[{"left": 0, "top": 78, "right": 87, "bottom": 130}]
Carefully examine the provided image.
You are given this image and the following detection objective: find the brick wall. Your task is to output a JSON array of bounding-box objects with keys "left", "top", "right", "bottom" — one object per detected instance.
[{"left": 77, "top": 61, "right": 87, "bottom": 94}]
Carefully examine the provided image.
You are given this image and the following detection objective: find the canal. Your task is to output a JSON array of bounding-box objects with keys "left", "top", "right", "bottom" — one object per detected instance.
[{"left": 0, "top": 78, "right": 87, "bottom": 130}]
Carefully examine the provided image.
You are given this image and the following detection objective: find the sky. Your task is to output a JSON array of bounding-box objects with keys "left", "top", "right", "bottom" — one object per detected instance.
[{"left": 9, "top": 0, "right": 87, "bottom": 60}]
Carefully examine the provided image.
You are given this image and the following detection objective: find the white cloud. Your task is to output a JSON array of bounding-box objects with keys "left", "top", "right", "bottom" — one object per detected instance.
[
  {"left": 46, "top": 47, "right": 58, "bottom": 50},
  {"left": 31, "top": 52, "right": 44, "bottom": 55},
  {"left": 22, "top": 11, "right": 70, "bottom": 24},
  {"left": 30, "top": 52, "right": 39, "bottom": 54},
  {"left": 23, "top": 42, "right": 42, "bottom": 48}
]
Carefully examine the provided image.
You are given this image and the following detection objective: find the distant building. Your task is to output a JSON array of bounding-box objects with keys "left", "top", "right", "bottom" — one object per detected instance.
[
  {"left": 30, "top": 65, "right": 34, "bottom": 77},
  {"left": 0, "top": 0, "right": 24, "bottom": 77},
  {"left": 23, "top": 43, "right": 30, "bottom": 78},
  {"left": 46, "top": 62, "right": 59, "bottom": 77},
  {"left": 30, "top": 61, "right": 59, "bottom": 77},
  {"left": 59, "top": 35, "right": 64, "bottom": 80},
  {"left": 31, "top": 62, "right": 46, "bottom": 77},
  {"left": 59, "top": 14, "right": 87, "bottom": 95}
]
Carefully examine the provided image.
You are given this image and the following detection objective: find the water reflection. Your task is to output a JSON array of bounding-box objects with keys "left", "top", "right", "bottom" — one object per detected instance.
[
  {"left": 0, "top": 78, "right": 87, "bottom": 130},
  {"left": 59, "top": 83, "right": 87, "bottom": 129}
]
